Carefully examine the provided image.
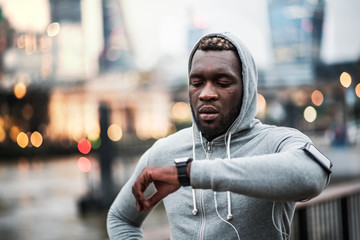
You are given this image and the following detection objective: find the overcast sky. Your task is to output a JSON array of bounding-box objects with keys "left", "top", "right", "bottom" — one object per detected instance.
[{"left": 1, "top": 0, "right": 359, "bottom": 71}]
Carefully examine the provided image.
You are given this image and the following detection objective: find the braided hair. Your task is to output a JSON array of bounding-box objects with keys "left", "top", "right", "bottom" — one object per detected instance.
[{"left": 197, "top": 36, "right": 237, "bottom": 51}]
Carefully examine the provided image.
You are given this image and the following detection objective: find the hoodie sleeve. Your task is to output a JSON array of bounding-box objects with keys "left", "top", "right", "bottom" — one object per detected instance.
[
  {"left": 190, "top": 133, "right": 330, "bottom": 202},
  {"left": 107, "top": 150, "right": 156, "bottom": 239}
]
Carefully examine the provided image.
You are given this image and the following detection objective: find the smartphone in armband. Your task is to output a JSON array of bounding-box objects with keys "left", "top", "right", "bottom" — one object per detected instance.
[{"left": 301, "top": 142, "right": 333, "bottom": 174}]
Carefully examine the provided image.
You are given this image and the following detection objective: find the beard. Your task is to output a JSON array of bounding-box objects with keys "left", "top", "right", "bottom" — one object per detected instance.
[{"left": 191, "top": 103, "right": 241, "bottom": 141}]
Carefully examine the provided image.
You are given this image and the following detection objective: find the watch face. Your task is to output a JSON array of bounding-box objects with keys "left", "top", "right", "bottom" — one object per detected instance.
[{"left": 174, "top": 157, "right": 189, "bottom": 164}]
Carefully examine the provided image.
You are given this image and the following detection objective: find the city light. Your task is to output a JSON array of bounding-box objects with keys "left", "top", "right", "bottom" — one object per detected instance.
[
  {"left": 339, "top": 72, "right": 352, "bottom": 88},
  {"left": 77, "top": 138, "right": 91, "bottom": 154},
  {"left": 107, "top": 124, "right": 122, "bottom": 142},
  {"left": 30, "top": 131, "right": 43, "bottom": 148},
  {"left": 171, "top": 102, "right": 191, "bottom": 122},
  {"left": 193, "top": 16, "right": 210, "bottom": 29},
  {"left": 311, "top": 90, "right": 324, "bottom": 106},
  {"left": 0, "top": 127, "right": 5, "bottom": 143},
  {"left": 47, "top": 22, "right": 61, "bottom": 37},
  {"left": 257, "top": 93, "right": 267, "bottom": 115},
  {"left": 356, "top": 83, "right": 360, "bottom": 98},
  {"left": 88, "top": 133, "right": 101, "bottom": 149},
  {"left": 13, "top": 82, "right": 27, "bottom": 99},
  {"left": 77, "top": 157, "right": 92, "bottom": 173},
  {"left": 10, "top": 126, "right": 20, "bottom": 142},
  {"left": 17, "top": 132, "right": 29, "bottom": 148},
  {"left": 304, "top": 106, "right": 317, "bottom": 123}
]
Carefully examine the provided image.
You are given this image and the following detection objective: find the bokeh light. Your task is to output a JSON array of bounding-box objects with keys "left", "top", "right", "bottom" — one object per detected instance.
[
  {"left": 88, "top": 133, "right": 101, "bottom": 149},
  {"left": 10, "top": 126, "right": 20, "bottom": 142},
  {"left": 107, "top": 124, "right": 122, "bottom": 141},
  {"left": 77, "top": 157, "right": 92, "bottom": 173},
  {"left": 304, "top": 106, "right": 317, "bottom": 123},
  {"left": 17, "top": 132, "right": 29, "bottom": 148},
  {"left": 257, "top": 93, "right": 267, "bottom": 115},
  {"left": 340, "top": 72, "right": 352, "bottom": 88},
  {"left": 30, "top": 131, "right": 43, "bottom": 148},
  {"left": 14, "top": 82, "right": 27, "bottom": 99},
  {"left": 47, "top": 22, "right": 60, "bottom": 37},
  {"left": 311, "top": 90, "right": 324, "bottom": 106},
  {"left": 0, "top": 127, "right": 6, "bottom": 142},
  {"left": 193, "top": 16, "right": 209, "bottom": 29},
  {"left": 355, "top": 83, "right": 360, "bottom": 98},
  {"left": 171, "top": 102, "right": 191, "bottom": 121},
  {"left": 77, "top": 138, "right": 91, "bottom": 154}
]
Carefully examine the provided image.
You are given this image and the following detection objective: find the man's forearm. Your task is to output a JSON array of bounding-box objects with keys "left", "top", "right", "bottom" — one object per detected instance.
[{"left": 189, "top": 149, "right": 329, "bottom": 201}]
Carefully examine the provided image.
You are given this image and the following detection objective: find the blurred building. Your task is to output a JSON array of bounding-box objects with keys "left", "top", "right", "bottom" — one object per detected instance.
[
  {"left": 261, "top": 0, "right": 360, "bottom": 145},
  {"left": 0, "top": 0, "right": 189, "bottom": 157},
  {"left": 266, "top": 0, "right": 324, "bottom": 87},
  {"left": 46, "top": 0, "right": 176, "bottom": 147}
]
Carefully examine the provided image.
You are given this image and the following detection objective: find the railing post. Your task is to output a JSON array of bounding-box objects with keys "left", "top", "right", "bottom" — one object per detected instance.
[
  {"left": 298, "top": 208, "right": 308, "bottom": 240},
  {"left": 341, "top": 197, "right": 349, "bottom": 240}
]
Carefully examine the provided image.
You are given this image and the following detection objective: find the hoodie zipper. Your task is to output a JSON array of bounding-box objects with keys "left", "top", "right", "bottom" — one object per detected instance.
[{"left": 199, "top": 141, "right": 212, "bottom": 240}]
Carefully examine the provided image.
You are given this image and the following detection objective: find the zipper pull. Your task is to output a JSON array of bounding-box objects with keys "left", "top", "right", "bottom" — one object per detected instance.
[{"left": 207, "top": 142, "right": 211, "bottom": 152}]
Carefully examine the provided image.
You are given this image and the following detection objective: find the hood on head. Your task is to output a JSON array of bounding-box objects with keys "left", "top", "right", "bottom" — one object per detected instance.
[{"left": 188, "top": 32, "right": 259, "bottom": 138}]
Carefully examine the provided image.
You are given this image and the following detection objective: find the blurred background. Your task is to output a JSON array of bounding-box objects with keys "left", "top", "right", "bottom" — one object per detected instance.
[{"left": 0, "top": 0, "right": 359, "bottom": 239}]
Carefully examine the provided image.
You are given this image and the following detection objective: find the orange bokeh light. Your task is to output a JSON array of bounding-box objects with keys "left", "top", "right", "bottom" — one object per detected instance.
[
  {"left": 30, "top": 131, "right": 43, "bottom": 148},
  {"left": 311, "top": 90, "right": 324, "bottom": 106},
  {"left": 257, "top": 93, "right": 267, "bottom": 114},
  {"left": 14, "top": 82, "right": 27, "bottom": 99},
  {"left": 356, "top": 83, "right": 360, "bottom": 98},
  {"left": 107, "top": 124, "right": 122, "bottom": 142},
  {"left": 17, "top": 132, "right": 29, "bottom": 148},
  {"left": 340, "top": 72, "right": 352, "bottom": 88}
]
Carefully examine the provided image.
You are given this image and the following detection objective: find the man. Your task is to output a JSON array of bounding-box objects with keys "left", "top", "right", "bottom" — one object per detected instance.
[{"left": 107, "top": 32, "right": 331, "bottom": 239}]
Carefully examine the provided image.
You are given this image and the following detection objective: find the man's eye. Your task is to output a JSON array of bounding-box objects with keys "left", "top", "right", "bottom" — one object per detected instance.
[
  {"left": 191, "top": 81, "right": 203, "bottom": 87},
  {"left": 217, "top": 82, "right": 232, "bottom": 87}
]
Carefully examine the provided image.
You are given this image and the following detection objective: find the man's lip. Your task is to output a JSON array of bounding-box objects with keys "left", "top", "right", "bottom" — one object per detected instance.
[
  {"left": 199, "top": 113, "right": 218, "bottom": 121},
  {"left": 198, "top": 106, "right": 219, "bottom": 120},
  {"left": 199, "top": 106, "right": 219, "bottom": 113}
]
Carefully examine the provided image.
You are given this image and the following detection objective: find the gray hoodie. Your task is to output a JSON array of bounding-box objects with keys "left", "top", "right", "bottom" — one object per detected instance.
[{"left": 107, "top": 32, "right": 329, "bottom": 240}]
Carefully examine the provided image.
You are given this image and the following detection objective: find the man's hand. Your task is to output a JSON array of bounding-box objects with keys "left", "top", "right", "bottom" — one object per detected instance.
[{"left": 132, "top": 166, "right": 180, "bottom": 212}]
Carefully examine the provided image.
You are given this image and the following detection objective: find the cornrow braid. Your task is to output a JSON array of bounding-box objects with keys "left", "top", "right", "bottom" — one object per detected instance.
[{"left": 197, "top": 36, "right": 236, "bottom": 51}]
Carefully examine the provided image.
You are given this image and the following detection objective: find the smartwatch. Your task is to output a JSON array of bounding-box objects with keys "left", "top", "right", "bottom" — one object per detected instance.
[{"left": 174, "top": 157, "right": 193, "bottom": 186}]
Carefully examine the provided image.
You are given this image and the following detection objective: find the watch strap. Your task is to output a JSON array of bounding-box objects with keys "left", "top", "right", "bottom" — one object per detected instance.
[{"left": 174, "top": 158, "right": 193, "bottom": 186}]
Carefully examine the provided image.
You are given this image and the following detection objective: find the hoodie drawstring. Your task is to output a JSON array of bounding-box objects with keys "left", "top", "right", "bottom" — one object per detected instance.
[
  {"left": 225, "top": 132, "right": 233, "bottom": 220},
  {"left": 191, "top": 125, "right": 198, "bottom": 215},
  {"left": 190, "top": 125, "right": 233, "bottom": 220},
  {"left": 192, "top": 127, "right": 240, "bottom": 239}
]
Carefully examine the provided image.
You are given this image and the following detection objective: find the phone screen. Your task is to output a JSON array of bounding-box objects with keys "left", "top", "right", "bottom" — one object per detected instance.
[{"left": 304, "top": 143, "right": 332, "bottom": 173}]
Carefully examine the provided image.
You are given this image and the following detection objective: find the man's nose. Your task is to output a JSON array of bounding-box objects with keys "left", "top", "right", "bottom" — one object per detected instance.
[{"left": 199, "top": 82, "right": 218, "bottom": 101}]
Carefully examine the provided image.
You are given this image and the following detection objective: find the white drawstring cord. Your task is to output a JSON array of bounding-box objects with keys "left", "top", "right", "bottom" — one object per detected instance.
[
  {"left": 214, "top": 192, "right": 240, "bottom": 240},
  {"left": 191, "top": 125, "right": 198, "bottom": 215},
  {"left": 272, "top": 202, "right": 289, "bottom": 240},
  {"left": 227, "top": 191, "right": 233, "bottom": 220},
  {"left": 192, "top": 189, "right": 198, "bottom": 215},
  {"left": 225, "top": 132, "right": 233, "bottom": 220}
]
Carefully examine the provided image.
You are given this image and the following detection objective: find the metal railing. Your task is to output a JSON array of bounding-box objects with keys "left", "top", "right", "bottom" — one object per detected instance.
[{"left": 291, "top": 180, "right": 360, "bottom": 240}]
